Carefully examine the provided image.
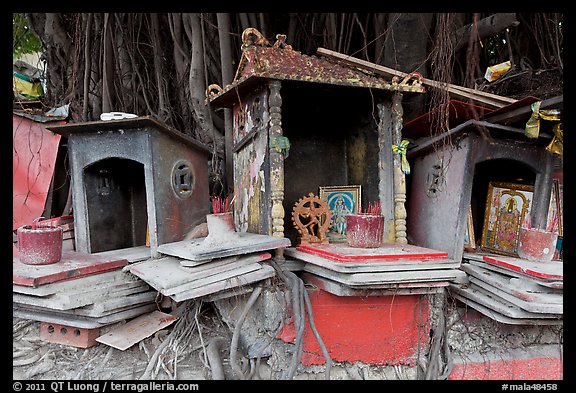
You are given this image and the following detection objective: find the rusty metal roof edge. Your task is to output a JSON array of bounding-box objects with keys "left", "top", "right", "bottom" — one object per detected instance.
[
  {"left": 45, "top": 115, "right": 213, "bottom": 154},
  {"left": 209, "top": 73, "right": 425, "bottom": 108}
]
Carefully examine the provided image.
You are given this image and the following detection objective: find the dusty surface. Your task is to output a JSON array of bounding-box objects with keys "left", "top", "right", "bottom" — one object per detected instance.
[
  {"left": 12, "top": 300, "right": 416, "bottom": 381},
  {"left": 13, "top": 300, "right": 245, "bottom": 381}
]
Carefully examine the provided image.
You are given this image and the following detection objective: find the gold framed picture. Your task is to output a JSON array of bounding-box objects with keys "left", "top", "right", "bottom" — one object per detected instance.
[
  {"left": 319, "top": 185, "right": 361, "bottom": 239},
  {"left": 481, "top": 181, "right": 534, "bottom": 257},
  {"left": 547, "top": 179, "right": 562, "bottom": 236},
  {"left": 464, "top": 206, "right": 476, "bottom": 250}
]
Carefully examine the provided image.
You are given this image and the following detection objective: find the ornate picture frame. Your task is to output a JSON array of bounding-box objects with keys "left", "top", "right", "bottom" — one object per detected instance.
[
  {"left": 547, "top": 179, "right": 563, "bottom": 236},
  {"left": 319, "top": 185, "right": 361, "bottom": 240},
  {"left": 464, "top": 206, "right": 476, "bottom": 250},
  {"left": 481, "top": 181, "right": 534, "bottom": 257}
]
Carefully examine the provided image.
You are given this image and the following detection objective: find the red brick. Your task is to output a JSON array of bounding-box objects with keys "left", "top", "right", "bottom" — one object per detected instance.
[{"left": 40, "top": 322, "right": 100, "bottom": 348}]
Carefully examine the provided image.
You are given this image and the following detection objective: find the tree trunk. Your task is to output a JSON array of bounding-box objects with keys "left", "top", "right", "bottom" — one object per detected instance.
[
  {"left": 26, "top": 13, "right": 72, "bottom": 106},
  {"left": 102, "top": 13, "right": 115, "bottom": 113},
  {"left": 188, "top": 13, "right": 225, "bottom": 152},
  {"left": 150, "top": 13, "right": 169, "bottom": 122},
  {"left": 373, "top": 13, "right": 387, "bottom": 64},
  {"left": 169, "top": 13, "right": 193, "bottom": 136},
  {"left": 287, "top": 13, "right": 298, "bottom": 45},
  {"left": 82, "top": 13, "right": 93, "bottom": 121},
  {"left": 384, "top": 13, "right": 434, "bottom": 121},
  {"left": 452, "top": 13, "right": 519, "bottom": 52},
  {"left": 217, "top": 13, "right": 234, "bottom": 193}
]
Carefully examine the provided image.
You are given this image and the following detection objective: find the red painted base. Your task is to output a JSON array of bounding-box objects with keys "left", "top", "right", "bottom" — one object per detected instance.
[
  {"left": 277, "top": 289, "right": 429, "bottom": 366},
  {"left": 449, "top": 351, "right": 563, "bottom": 380}
]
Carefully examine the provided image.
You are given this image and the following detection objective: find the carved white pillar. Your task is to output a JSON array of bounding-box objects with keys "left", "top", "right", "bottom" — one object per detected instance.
[
  {"left": 391, "top": 92, "right": 408, "bottom": 244},
  {"left": 377, "top": 101, "right": 396, "bottom": 243},
  {"left": 268, "top": 80, "right": 285, "bottom": 258}
]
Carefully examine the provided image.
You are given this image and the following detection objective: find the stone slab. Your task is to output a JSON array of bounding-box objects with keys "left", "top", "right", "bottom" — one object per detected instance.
[
  {"left": 303, "top": 263, "right": 458, "bottom": 287},
  {"left": 467, "top": 275, "right": 563, "bottom": 314},
  {"left": 127, "top": 252, "right": 271, "bottom": 295},
  {"left": 448, "top": 283, "right": 562, "bottom": 321},
  {"left": 171, "top": 264, "right": 275, "bottom": 302},
  {"left": 96, "top": 310, "right": 178, "bottom": 350},
  {"left": 468, "top": 260, "right": 563, "bottom": 289},
  {"left": 13, "top": 303, "right": 157, "bottom": 329},
  {"left": 16, "top": 293, "right": 157, "bottom": 318},
  {"left": 449, "top": 290, "right": 562, "bottom": 326},
  {"left": 12, "top": 281, "right": 150, "bottom": 311},
  {"left": 482, "top": 254, "right": 563, "bottom": 281},
  {"left": 200, "top": 286, "right": 255, "bottom": 302},
  {"left": 93, "top": 245, "right": 151, "bottom": 263},
  {"left": 285, "top": 247, "right": 459, "bottom": 272},
  {"left": 461, "top": 264, "right": 563, "bottom": 305},
  {"left": 157, "top": 232, "right": 290, "bottom": 262},
  {"left": 12, "top": 269, "right": 135, "bottom": 296},
  {"left": 13, "top": 250, "right": 128, "bottom": 287},
  {"left": 296, "top": 242, "right": 448, "bottom": 262},
  {"left": 301, "top": 273, "right": 446, "bottom": 297}
]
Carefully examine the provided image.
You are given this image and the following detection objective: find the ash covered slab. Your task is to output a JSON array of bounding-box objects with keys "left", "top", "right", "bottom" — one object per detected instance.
[
  {"left": 301, "top": 273, "right": 446, "bottom": 297},
  {"left": 482, "top": 255, "right": 563, "bottom": 281},
  {"left": 170, "top": 264, "right": 275, "bottom": 302},
  {"left": 296, "top": 242, "right": 448, "bottom": 262},
  {"left": 468, "top": 259, "right": 563, "bottom": 289},
  {"left": 157, "top": 232, "right": 290, "bottom": 261},
  {"left": 93, "top": 245, "right": 151, "bottom": 263},
  {"left": 285, "top": 247, "right": 459, "bottom": 272},
  {"left": 13, "top": 250, "right": 129, "bottom": 287},
  {"left": 127, "top": 253, "right": 271, "bottom": 294},
  {"left": 13, "top": 303, "right": 157, "bottom": 329},
  {"left": 13, "top": 269, "right": 132, "bottom": 296},
  {"left": 461, "top": 264, "right": 563, "bottom": 306},
  {"left": 96, "top": 310, "right": 178, "bottom": 351},
  {"left": 12, "top": 280, "right": 150, "bottom": 311},
  {"left": 449, "top": 283, "right": 562, "bottom": 322},
  {"left": 303, "top": 263, "right": 458, "bottom": 286},
  {"left": 127, "top": 252, "right": 275, "bottom": 301}
]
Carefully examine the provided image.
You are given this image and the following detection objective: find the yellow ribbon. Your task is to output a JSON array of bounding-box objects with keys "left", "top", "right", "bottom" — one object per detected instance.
[
  {"left": 392, "top": 139, "right": 411, "bottom": 174},
  {"left": 546, "top": 123, "right": 563, "bottom": 156},
  {"left": 525, "top": 101, "right": 561, "bottom": 139}
]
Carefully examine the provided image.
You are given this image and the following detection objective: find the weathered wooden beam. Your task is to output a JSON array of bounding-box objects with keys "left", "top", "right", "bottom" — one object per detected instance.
[
  {"left": 317, "top": 47, "right": 517, "bottom": 109},
  {"left": 407, "top": 119, "right": 552, "bottom": 159},
  {"left": 483, "top": 95, "right": 563, "bottom": 125}
]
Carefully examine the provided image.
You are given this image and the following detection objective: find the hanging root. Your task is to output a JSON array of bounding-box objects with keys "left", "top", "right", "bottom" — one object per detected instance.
[
  {"left": 229, "top": 286, "right": 263, "bottom": 379},
  {"left": 422, "top": 290, "right": 454, "bottom": 380},
  {"left": 206, "top": 337, "right": 228, "bottom": 380},
  {"left": 269, "top": 259, "right": 332, "bottom": 380}
]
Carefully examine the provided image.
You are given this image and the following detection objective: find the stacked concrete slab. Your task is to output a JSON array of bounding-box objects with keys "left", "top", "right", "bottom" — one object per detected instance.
[
  {"left": 285, "top": 242, "right": 463, "bottom": 296},
  {"left": 127, "top": 232, "right": 291, "bottom": 302},
  {"left": 450, "top": 252, "right": 563, "bottom": 325},
  {"left": 13, "top": 251, "right": 158, "bottom": 332}
]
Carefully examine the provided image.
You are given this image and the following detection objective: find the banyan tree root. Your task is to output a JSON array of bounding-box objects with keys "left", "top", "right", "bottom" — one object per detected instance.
[{"left": 269, "top": 260, "right": 332, "bottom": 380}]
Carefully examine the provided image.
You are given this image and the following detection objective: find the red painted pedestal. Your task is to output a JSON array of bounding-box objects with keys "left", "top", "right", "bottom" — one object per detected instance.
[{"left": 277, "top": 289, "right": 429, "bottom": 366}]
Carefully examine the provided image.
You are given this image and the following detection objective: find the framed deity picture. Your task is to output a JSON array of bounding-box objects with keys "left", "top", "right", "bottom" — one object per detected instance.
[
  {"left": 481, "top": 182, "right": 534, "bottom": 257},
  {"left": 547, "top": 179, "right": 563, "bottom": 236},
  {"left": 319, "top": 185, "right": 361, "bottom": 241},
  {"left": 464, "top": 206, "right": 476, "bottom": 250}
]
